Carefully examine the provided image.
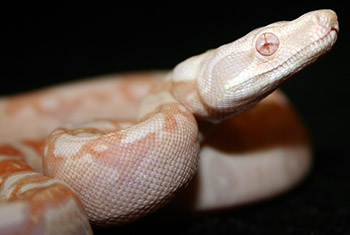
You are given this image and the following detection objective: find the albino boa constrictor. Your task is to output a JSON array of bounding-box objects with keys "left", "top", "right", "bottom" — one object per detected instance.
[{"left": 0, "top": 10, "right": 338, "bottom": 234}]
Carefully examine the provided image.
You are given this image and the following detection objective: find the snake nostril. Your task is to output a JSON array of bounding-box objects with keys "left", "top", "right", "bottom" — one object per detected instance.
[
  {"left": 314, "top": 10, "right": 338, "bottom": 32},
  {"left": 331, "top": 22, "right": 339, "bottom": 33}
]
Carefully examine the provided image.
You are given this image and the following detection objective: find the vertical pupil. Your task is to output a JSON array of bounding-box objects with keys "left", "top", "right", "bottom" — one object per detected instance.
[{"left": 256, "top": 32, "right": 279, "bottom": 56}]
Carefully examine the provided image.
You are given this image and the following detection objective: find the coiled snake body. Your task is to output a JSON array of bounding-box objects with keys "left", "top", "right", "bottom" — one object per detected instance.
[{"left": 0, "top": 10, "right": 338, "bottom": 234}]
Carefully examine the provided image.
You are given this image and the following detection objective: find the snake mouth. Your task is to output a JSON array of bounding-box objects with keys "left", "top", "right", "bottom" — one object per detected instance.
[
  {"left": 280, "top": 19, "right": 338, "bottom": 73},
  {"left": 318, "top": 22, "right": 338, "bottom": 47},
  {"left": 281, "top": 27, "right": 337, "bottom": 77},
  {"left": 282, "top": 10, "right": 339, "bottom": 72},
  {"left": 244, "top": 19, "right": 339, "bottom": 98},
  {"left": 331, "top": 22, "right": 340, "bottom": 33},
  {"left": 225, "top": 23, "right": 339, "bottom": 103}
]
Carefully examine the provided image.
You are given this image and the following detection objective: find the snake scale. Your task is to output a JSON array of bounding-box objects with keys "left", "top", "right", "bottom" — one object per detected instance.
[{"left": 0, "top": 10, "right": 338, "bottom": 234}]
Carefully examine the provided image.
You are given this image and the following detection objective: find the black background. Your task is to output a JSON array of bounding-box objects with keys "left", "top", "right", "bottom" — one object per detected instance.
[{"left": 2, "top": 2, "right": 349, "bottom": 234}]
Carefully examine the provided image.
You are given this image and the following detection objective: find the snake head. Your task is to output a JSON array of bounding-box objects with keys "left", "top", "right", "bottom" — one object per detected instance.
[{"left": 172, "top": 9, "right": 338, "bottom": 121}]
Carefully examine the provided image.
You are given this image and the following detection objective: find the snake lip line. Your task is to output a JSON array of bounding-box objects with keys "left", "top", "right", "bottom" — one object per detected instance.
[
  {"left": 297, "top": 25, "right": 338, "bottom": 60},
  {"left": 260, "top": 25, "right": 339, "bottom": 82},
  {"left": 331, "top": 22, "right": 340, "bottom": 33},
  {"left": 228, "top": 21, "right": 339, "bottom": 94},
  {"left": 0, "top": 10, "right": 338, "bottom": 232}
]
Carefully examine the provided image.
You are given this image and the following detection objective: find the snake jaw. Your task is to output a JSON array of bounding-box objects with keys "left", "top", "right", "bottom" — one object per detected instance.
[
  {"left": 173, "top": 10, "right": 338, "bottom": 122},
  {"left": 0, "top": 10, "right": 339, "bottom": 231}
]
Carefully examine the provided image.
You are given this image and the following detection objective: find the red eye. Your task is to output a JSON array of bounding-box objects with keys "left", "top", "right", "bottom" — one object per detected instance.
[{"left": 255, "top": 32, "right": 279, "bottom": 56}]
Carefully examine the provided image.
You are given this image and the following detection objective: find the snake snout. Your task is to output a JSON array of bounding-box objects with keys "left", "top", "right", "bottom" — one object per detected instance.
[{"left": 314, "top": 10, "right": 339, "bottom": 34}]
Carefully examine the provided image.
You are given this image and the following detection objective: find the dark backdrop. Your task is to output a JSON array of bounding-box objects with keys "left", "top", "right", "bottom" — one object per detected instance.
[{"left": 2, "top": 2, "right": 349, "bottom": 234}]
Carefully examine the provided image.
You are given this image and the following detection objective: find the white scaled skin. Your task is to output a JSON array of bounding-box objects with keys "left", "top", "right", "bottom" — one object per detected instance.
[
  {"left": 170, "top": 9, "right": 338, "bottom": 211},
  {"left": 0, "top": 9, "right": 338, "bottom": 234},
  {"left": 172, "top": 9, "right": 338, "bottom": 120}
]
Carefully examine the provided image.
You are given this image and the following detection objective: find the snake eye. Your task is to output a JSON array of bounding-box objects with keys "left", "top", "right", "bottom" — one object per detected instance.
[{"left": 255, "top": 32, "right": 279, "bottom": 56}]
